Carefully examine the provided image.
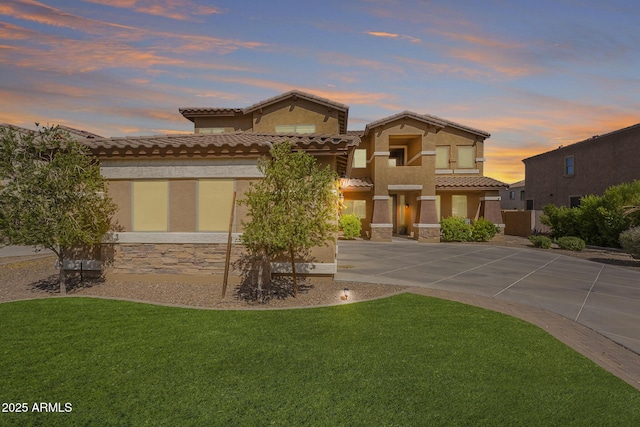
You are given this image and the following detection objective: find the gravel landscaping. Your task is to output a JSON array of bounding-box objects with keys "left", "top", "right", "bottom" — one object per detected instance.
[
  {"left": 1, "top": 236, "right": 638, "bottom": 308},
  {"left": 0, "top": 255, "right": 407, "bottom": 308}
]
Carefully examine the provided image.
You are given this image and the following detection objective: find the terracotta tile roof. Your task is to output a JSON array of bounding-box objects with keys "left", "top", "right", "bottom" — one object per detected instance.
[
  {"left": 436, "top": 176, "right": 508, "bottom": 190},
  {"left": 57, "top": 125, "right": 103, "bottom": 139},
  {"left": 364, "top": 111, "right": 490, "bottom": 139},
  {"left": 346, "top": 130, "right": 365, "bottom": 137},
  {"left": 1, "top": 123, "right": 103, "bottom": 141},
  {"left": 339, "top": 177, "right": 373, "bottom": 189},
  {"left": 0, "top": 123, "right": 34, "bottom": 136},
  {"left": 83, "top": 131, "right": 359, "bottom": 151},
  {"left": 177, "top": 107, "right": 243, "bottom": 118}
]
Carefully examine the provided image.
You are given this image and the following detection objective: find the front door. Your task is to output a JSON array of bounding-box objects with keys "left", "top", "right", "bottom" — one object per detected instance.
[{"left": 390, "top": 194, "right": 409, "bottom": 235}]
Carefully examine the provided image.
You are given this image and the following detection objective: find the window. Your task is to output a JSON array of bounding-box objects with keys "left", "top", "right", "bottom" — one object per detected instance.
[
  {"left": 275, "top": 124, "right": 316, "bottom": 134},
  {"left": 435, "top": 146, "right": 449, "bottom": 169},
  {"left": 197, "top": 180, "right": 235, "bottom": 232},
  {"left": 565, "top": 156, "right": 574, "bottom": 175},
  {"left": 509, "top": 191, "right": 515, "bottom": 200},
  {"left": 457, "top": 146, "right": 475, "bottom": 169},
  {"left": 526, "top": 199, "right": 534, "bottom": 210},
  {"left": 352, "top": 149, "right": 367, "bottom": 168},
  {"left": 342, "top": 200, "right": 366, "bottom": 218},
  {"left": 520, "top": 190, "right": 525, "bottom": 201},
  {"left": 451, "top": 195, "right": 467, "bottom": 218},
  {"left": 198, "top": 128, "right": 225, "bottom": 134},
  {"left": 132, "top": 181, "right": 169, "bottom": 231},
  {"left": 569, "top": 196, "right": 581, "bottom": 208},
  {"left": 389, "top": 147, "right": 405, "bottom": 167}
]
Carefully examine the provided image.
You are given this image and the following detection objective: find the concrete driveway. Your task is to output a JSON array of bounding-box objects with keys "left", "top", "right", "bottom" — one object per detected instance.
[{"left": 336, "top": 239, "right": 640, "bottom": 355}]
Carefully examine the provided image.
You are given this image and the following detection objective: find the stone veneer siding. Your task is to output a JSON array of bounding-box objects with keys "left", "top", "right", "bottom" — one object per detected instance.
[{"left": 108, "top": 243, "right": 246, "bottom": 276}]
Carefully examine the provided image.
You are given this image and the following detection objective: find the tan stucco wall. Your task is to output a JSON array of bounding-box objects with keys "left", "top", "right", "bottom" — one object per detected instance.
[
  {"left": 369, "top": 119, "right": 440, "bottom": 197},
  {"left": 234, "top": 179, "right": 254, "bottom": 233},
  {"left": 194, "top": 115, "right": 252, "bottom": 132},
  {"left": 170, "top": 180, "right": 196, "bottom": 232},
  {"left": 436, "top": 127, "right": 484, "bottom": 175},
  {"left": 108, "top": 180, "right": 131, "bottom": 231},
  {"left": 252, "top": 98, "right": 340, "bottom": 134}
]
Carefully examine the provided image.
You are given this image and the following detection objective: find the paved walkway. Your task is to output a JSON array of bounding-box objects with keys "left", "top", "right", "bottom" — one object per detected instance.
[{"left": 336, "top": 239, "right": 640, "bottom": 391}]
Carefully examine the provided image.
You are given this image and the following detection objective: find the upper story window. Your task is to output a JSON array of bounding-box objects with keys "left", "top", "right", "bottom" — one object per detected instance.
[
  {"left": 388, "top": 147, "right": 405, "bottom": 167},
  {"left": 565, "top": 156, "right": 574, "bottom": 176},
  {"left": 457, "top": 146, "right": 475, "bottom": 168},
  {"left": 198, "top": 128, "right": 225, "bottom": 134},
  {"left": 352, "top": 149, "right": 367, "bottom": 168},
  {"left": 509, "top": 191, "right": 515, "bottom": 200},
  {"left": 435, "top": 146, "right": 449, "bottom": 169},
  {"left": 275, "top": 124, "right": 316, "bottom": 134}
]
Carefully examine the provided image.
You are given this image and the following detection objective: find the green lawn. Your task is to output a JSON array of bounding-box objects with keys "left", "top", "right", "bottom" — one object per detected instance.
[{"left": 1, "top": 294, "right": 638, "bottom": 426}]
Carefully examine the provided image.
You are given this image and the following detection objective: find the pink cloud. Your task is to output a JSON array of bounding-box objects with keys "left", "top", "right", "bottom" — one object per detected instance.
[
  {"left": 0, "top": 0, "right": 264, "bottom": 54},
  {"left": 83, "top": 0, "right": 223, "bottom": 21},
  {"left": 366, "top": 30, "right": 421, "bottom": 43}
]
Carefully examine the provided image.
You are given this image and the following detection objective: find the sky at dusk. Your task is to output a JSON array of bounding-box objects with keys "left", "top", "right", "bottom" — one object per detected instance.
[{"left": 1, "top": 0, "right": 639, "bottom": 183}]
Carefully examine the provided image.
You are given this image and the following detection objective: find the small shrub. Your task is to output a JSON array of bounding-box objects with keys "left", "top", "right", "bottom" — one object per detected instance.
[
  {"left": 556, "top": 236, "right": 586, "bottom": 251},
  {"left": 620, "top": 227, "right": 640, "bottom": 259},
  {"left": 471, "top": 218, "right": 500, "bottom": 242},
  {"left": 339, "top": 213, "right": 362, "bottom": 239},
  {"left": 529, "top": 235, "right": 551, "bottom": 249},
  {"left": 441, "top": 217, "right": 472, "bottom": 242}
]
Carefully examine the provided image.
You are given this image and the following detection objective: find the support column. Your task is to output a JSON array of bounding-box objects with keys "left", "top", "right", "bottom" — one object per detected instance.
[
  {"left": 371, "top": 196, "right": 392, "bottom": 242},
  {"left": 480, "top": 196, "right": 505, "bottom": 239},
  {"left": 414, "top": 196, "right": 440, "bottom": 243}
]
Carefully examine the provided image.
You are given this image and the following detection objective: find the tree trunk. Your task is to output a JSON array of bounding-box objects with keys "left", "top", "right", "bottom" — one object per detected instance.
[
  {"left": 290, "top": 247, "right": 298, "bottom": 297},
  {"left": 58, "top": 254, "right": 67, "bottom": 295},
  {"left": 255, "top": 252, "right": 271, "bottom": 300}
]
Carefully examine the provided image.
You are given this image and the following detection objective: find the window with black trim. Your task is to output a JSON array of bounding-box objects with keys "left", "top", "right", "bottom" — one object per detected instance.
[
  {"left": 569, "top": 196, "right": 581, "bottom": 208},
  {"left": 565, "top": 156, "right": 574, "bottom": 176}
]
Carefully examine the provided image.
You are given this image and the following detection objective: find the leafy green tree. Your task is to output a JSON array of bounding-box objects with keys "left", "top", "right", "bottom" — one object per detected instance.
[
  {"left": 541, "top": 180, "right": 640, "bottom": 247},
  {"left": 0, "top": 125, "right": 117, "bottom": 293},
  {"left": 239, "top": 141, "right": 339, "bottom": 297}
]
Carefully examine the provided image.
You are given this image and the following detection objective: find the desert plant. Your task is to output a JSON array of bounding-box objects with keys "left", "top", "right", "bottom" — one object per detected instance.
[
  {"left": 440, "top": 216, "right": 472, "bottom": 242},
  {"left": 556, "top": 236, "right": 586, "bottom": 251},
  {"left": 471, "top": 218, "right": 500, "bottom": 242},
  {"left": 339, "top": 213, "right": 362, "bottom": 239},
  {"left": 619, "top": 227, "right": 640, "bottom": 259},
  {"left": 529, "top": 235, "right": 552, "bottom": 249}
]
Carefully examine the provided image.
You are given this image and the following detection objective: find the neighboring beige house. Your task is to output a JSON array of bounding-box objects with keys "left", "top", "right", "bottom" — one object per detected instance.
[
  {"left": 523, "top": 123, "right": 640, "bottom": 231},
  {"left": 50, "top": 90, "right": 506, "bottom": 280}
]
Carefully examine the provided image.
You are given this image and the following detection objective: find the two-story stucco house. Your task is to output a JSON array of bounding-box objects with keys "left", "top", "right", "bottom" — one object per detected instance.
[
  {"left": 83, "top": 90, "right": 506, "bottom": 281},
  {"left": 342, "top": 110, "right": 506, "bottom": 242}
]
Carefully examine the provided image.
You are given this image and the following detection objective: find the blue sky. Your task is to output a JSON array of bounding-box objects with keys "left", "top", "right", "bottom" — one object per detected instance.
[{"left": 1, "top": 0, "right": 639, "bottom": 182}]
